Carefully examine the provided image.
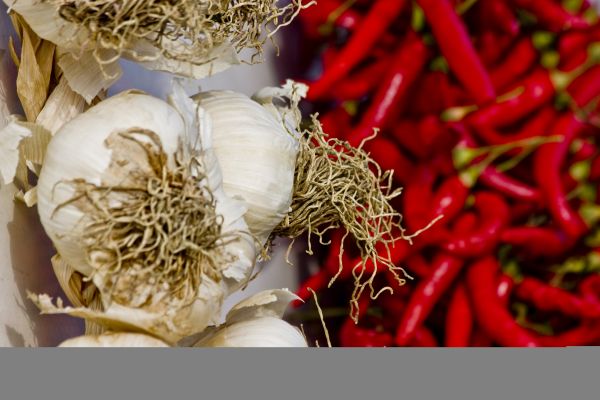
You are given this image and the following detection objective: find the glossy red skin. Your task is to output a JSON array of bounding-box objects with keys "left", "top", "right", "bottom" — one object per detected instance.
[
  {"left": 445, "top": 283, "right": 473, "bottom": 347},
  {"left": 533, "top": 113, "right": 588, "bottom": 239},
  {"left": 417, "top": 0, "right": 496, "bottom": 104},
  {"left": 466, "top": 257, "right": 540, "bottom": 347},
  {"left": 490, "top": 38, "right": 538, "bottom": 91},
  {"left": 347, "top": 32, "right": 430, "bottom": 147},
  {"left": 508, "top": 0, "right": 589, "bottom": 32},
  {"left": 395, "top": 253, "right": 464, "bottom": 346},
  {"left": 500, "top": 227, "right": 573, "bottom": 257},
  {"left": 443, "top": 192, "right": 510, "bottom": 258},
  {"left": 307, "top": 0, "right": 408, "bottom": 100}
]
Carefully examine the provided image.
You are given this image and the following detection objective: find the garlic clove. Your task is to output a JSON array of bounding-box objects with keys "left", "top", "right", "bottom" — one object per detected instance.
[
  {"left": 59, "top": 331, "right": 169, "bottom": 347},
  {"left": 194, "top": 90, "right": 300, "bottom": 246},
  {"left": 196, "top": 316, "right": 308, "bottom": 348},
  {"left": 193, "top": 289, "right": 307, "bottom": 347}
]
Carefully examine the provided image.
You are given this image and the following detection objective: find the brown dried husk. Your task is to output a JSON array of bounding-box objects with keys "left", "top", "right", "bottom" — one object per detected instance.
[
  {"left": 272, "top": 115, "right": 411, "bottom": 322},
  {"left": 55, "top": 128, "right": 231, "bottom": 313},
  {"left": 49, "top": 0, "right": 309, "bottom": 66}
]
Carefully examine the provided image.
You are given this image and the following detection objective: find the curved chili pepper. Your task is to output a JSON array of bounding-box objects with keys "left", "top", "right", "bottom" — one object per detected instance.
[
  {"left": 515, "top": 276, "right": 600, "bottom": 318},
  {"left": 443, "top": 192, "right": 509, "bottom": 258},
  {"left": 395, "top": 253, "right": 463, "bottom": 346},
  {"left": 466, "top": 257, "right": 540, "bottom": 347},
  {"left": 347, "top": 32, "right": 430, "bottom": 147},
  {"left": 571, "top": 140, "right": 597, "bottom": 163},
  {"left": 490, "top": 38, "right": 538, "bottom": 91},
  {"left": 445, "top": 283, "right": 473, "bottom": 347},
  {"left": 468, "top": 68, "right": 555, "bottom": 129},
  {"left": 307, "top": 0, "right": 408, "bottom": 100},
  {"left": 500, "top": 227, "right": 573, "bottom": 257},
  {"left": 533, "top": 113, "right": 588, "bottom": 238},
  {"left": 537, "top": 320, "right": 600, "bottom": 347},
  {"left": 451, "top": 212, "right": 478, "bottom": 234},
  {"left": 416, "top": 0, "right": 496, "bottom": 104},
  {"left": 508, "top": 0, "right": 589, "bottom": 32},
  {"left": 470, "top": 273, "right": 515, "bottom": 347},
  {"left": 480, "top": 167, "right": 543, "bottom": 203},
  {"left": 476, "top": 107, "right": 555, "bottom": 146}
]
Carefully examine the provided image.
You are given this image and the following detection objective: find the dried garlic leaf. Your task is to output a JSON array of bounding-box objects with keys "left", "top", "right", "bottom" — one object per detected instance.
[
  {"left": 16, "top": 26, "right": 47, "bottom": 121},
  {"left": 35, "top": 40, "right": 55, "bottom": 94},
  {"left": 36, "top": 77, "right": 86, "bottom": 134},
  {"left": 57, "top": 49, "right": 121, "bottom": 103}
]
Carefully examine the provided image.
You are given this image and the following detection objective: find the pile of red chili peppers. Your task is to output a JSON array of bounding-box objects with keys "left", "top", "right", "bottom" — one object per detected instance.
[{"left": 290, "top": 0, "right": 600, "bottom": 347}]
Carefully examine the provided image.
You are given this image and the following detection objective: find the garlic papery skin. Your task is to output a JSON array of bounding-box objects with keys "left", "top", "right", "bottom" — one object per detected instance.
[
  {"left": 35, "top": 90, "right": 256, "bottom": 343},
  {"left": 193, "top": 289, "right": 308, "bottom": 348},
  {"left": 59, "top": 332, "right": 169, "bottom": 347},
  {"left": 194, "top": 88, "right": 300, "bottom": 246}
]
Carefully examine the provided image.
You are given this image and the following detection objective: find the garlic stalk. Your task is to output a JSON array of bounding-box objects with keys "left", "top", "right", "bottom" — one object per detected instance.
[
  {"left": 193, "top": 289, "right": 308, "bottom": 347},
  {"left": 59, "top": 332, "right": 169, "bottom": 347},
  {"left": 34, "top": 90, "right": 257, "bottom": 343}
]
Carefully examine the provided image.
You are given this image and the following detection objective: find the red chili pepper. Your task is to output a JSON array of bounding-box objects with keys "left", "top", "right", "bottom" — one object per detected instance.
[
  {"left": 480, "top": 167, "right": 543, "bottom": 203},
  {"left": 395, "top": 253, "right": 463, "bottom": 346},
  {"left": 468, "top": 68, "right": 556, "bottom": 129},
  {"left": 571, "top": 140, "right": 597, "bottom": 163},
  {"left": 469, "top": 273, "right": 515, "bottom": 347},
  {"left": 333, "top": 56, "right": 391, "bottom": 100},
  {"left": 347, "top": 32, "right": 430, "bottom": 147},
  {"left": 515, "top": 276, "right": 600, "bottom": 318},
  {"left": 508, "top": 0, "right": 589, "bottom": 32},
  {"left": 490, "top": 38, "right": 538, "bottom": 91},
  {"left": 537, "top": 320, "right": 600, "bottom": 347},
  {"left": 451, "top": 212, "right": 478, "bottom": 234},
  {"left": 533, "top": 113, "right": 588, "bottom": 238},
  {"left": 478, "top": 0, "right": 519, "bottom": 36},
  {"left": 567, "top": 65, "right": 600, "bottom": 108},
  {"left": 591, "top": 155, "right": 600, "bottom": 181},
  {"left": 430, "top": 175, "right": 470, "bottom": 226},
  {"left": 339, "top": 317, "right": 394, "bottom": 347},
  {"left": 416, "top": 0, "right": 496, "bottom": 104},
  {"left": 466, "top": 257, "right": 540, "bottom": 347},
  {"left": 500, "top": 226, "right": 573, "bottom": 257},
  {"left": 443, "top": 192, "right": 509, "bottom": 258},
  {"left": 307, "top": 0, "right": 408, "bottom": 100},
  {"left": 410, "top": 326, "right": 439, "bottom": 347},
  {"left": 402, "top": 254, "right": 431, "bottom": 280},
  {"left": 445, "top": 283, "right": 473, "bottom": 347},
  {"left": 319, "top": 107, "right": 352, "bottom": 139}
]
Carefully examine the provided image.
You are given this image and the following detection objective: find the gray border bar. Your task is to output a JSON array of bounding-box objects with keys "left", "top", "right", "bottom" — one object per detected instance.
[{"left": 1, "top": 348, "right": 598, "bottom": 399}]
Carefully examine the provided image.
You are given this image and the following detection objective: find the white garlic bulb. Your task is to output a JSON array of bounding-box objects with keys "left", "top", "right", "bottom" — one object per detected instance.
[
  {"left": 59, "top": 332, "right": 169, "bottom": 347},
  {"left": 194, "top": 85, "right": 302, "bottom": 246},
  {"left": 35, "top": 91, "right": 257, "bottom": 343},
  {"left": 194, "top": 289, "right": 308, "bottom": 348}
]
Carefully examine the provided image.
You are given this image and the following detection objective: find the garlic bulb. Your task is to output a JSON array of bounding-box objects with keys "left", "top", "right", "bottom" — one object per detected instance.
[
  {"left": 193, "top": 289, "right": 308, "bottom": 348},
  {"left": 59, "top": 332, "right": 169, "bottom": 347},
  {"left": 194, "top": 83, "right": 303, "bottom": 246},
  {"left": 35, "top": 90, "right": 257, "bottom": 343}
]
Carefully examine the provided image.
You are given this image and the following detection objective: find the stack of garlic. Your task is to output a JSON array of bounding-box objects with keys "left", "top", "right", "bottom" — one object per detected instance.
[{"left": 35, "top": 81, "right": 309, "bottom": 347}]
